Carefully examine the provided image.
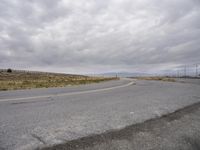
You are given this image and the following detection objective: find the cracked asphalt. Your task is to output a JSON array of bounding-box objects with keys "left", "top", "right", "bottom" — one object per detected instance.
[{"left": 0, "top": 78, "right": 200, "bottom": 150}]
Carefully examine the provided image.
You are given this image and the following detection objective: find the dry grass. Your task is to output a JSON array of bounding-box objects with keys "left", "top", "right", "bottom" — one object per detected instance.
[
  {"left": 134, "top": 76, "right": 176, "bottom": 82},
  {"left": 0, "top": 71, "right": 118, "bottom": 91}
]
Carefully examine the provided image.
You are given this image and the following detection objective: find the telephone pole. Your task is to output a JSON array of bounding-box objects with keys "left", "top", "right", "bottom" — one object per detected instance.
[
  {"left": 177, "top": 70, "right": 180, "bottom": 78},
  {"left": 184, "top": 65, "right": 186, "bottom": 78}
]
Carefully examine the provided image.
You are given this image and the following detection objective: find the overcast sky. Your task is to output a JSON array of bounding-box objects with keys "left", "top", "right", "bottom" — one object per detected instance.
[{"left": 0, "top": 0, "right": 200, "bottom": 74}]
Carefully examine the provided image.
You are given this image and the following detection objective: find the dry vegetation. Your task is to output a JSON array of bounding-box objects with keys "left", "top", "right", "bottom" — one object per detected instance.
[
  {"left": 0, "top": 71, "right": 118, "bottom": 91},
  {"left": 133, "top": 76, "right": 176, "bottom": 82}
]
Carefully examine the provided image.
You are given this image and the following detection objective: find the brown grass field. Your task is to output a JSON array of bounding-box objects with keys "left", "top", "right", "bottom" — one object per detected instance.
[
  {"left": 133, "top": 76, "right": 176, "bottom": 82},
  {"left": 0, "top": 70, "right": 118, "bottom": 91}
]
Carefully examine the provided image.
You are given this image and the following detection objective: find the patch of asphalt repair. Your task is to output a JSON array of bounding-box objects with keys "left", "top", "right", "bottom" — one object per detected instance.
[{"left": 40, "top": 101, "right": 200, "bottom": 150}]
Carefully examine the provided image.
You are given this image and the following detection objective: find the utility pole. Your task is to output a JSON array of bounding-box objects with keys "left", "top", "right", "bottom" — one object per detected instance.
[
  {"left": 184, "top": 65, "right": 186, "bottom": 78},
  {"left": 196, "top": 64, "right": 198, "bottom": 77},
  {"left": 177, "top": 70, "right": 180, "bottom": 78}
]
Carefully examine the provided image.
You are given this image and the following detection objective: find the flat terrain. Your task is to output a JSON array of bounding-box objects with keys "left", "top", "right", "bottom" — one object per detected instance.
[
  {"left": 0, "top": 78, "right": 200, "bottom": 150},
  {"left": 0, "top": 71, "right": 116, "bottom": 90},
  {"left": 132, "top": 76, "right": 176, "bottom": 82}
]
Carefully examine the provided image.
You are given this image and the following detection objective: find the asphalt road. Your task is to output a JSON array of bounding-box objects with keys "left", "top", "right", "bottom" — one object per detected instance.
[
  {"left": 0, "top": 78, "right": 200, "bottom": 150},
  {"left": 44, "top": 101, "right": 200, "bottom": 150}
]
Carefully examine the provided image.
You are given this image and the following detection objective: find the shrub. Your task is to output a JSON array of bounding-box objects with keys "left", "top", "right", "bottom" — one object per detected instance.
[{"left": 7, "top": 68, "right": 12, "bottom": 73}]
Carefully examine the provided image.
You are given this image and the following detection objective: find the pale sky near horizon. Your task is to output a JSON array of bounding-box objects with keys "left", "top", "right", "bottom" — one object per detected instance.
[{"left": 0, "top": 0, "right": 200, "bottom": 74}]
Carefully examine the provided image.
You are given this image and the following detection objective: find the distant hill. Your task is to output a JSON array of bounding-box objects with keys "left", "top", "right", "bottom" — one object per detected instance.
[{"left": 98, "top": 72, "right": 151, "bottom": 77}]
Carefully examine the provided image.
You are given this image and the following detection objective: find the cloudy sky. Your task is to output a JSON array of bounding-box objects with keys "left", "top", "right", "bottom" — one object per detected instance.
[{"left": 0, "top": 0, "right": 200, "bottom": 74}]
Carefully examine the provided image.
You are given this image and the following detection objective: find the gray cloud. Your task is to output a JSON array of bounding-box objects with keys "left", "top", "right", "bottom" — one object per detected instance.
[{"left": 0, "top": 0, "right": 200, "bottom": 74}]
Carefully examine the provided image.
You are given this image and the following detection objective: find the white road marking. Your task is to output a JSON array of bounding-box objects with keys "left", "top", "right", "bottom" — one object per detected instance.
[{"left": 0, "top": 81, "right": 135, "bottom": 103}]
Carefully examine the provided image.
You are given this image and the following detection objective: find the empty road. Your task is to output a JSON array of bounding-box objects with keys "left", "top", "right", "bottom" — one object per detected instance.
[{"left": 0, "top": 78, "right": 200, "bottom": 150}]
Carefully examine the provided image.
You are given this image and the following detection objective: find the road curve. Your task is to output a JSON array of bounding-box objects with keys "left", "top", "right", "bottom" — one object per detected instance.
[
  {"left": 0, "top": 79, "right": 200, "bottom": 150},
  {"left": 0, "top": 79, "right": 135, "bottom": 103}
]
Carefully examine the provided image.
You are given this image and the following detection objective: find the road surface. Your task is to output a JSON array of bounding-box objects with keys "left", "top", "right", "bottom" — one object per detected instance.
[
  {"left": 0, "top": 78, "right": 200, "bottom": 150},
  {"left": 44, "top": 101, "right": 200, "bottom": 150}
]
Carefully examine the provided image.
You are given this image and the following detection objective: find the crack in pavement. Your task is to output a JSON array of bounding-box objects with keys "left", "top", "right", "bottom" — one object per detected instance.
[{"left": 31, "top": 134, "right": 46, "bottom": 145}]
